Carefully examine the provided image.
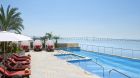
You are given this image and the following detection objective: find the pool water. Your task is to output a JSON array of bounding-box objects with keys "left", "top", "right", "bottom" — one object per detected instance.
[
  {"left": 56, "top": 49, "right": 140, "bottom": 78},
  {"left": 54, "top": 54, "right": 85, "bottom": 60}
]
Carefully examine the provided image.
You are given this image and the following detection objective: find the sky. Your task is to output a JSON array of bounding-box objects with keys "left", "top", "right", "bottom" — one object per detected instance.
[{"left": 0, "top": 0, "right": 140, "bottom": 39}]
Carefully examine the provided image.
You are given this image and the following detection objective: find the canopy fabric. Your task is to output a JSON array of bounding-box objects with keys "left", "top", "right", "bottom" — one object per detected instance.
[
  {"left": 21, "top": 41, "right": 30, "bottom": 46},
  {"left": 16, "top": 34, "right": 32, "bottom": 41},
  {"left": 0, "top": 31, "right": 32, "bottom": 41},
  {"left": 46, "top": 40, "right": 54, "bottom": 45},
  {"left": 33, "top": 40, "right": 42, "bottom": 45}
]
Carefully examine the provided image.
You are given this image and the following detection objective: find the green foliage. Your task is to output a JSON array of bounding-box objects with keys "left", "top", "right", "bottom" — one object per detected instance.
[
  {"left": 45, "top": 32, "right": 53, "bottom": 40},
  {"left": 11, "top": 43, "right": 22, "bottom": 53},
  {"left": 39, "top": 32, "right": 61, "bottom": 48},
  {"left": 0, "top": 5, "right": 24, "bottom": 33},
  {"left": 0, "top": 5, "right": 24, "bottom": 54},
  {"left": 0, "top": 42, "right": 21, "bottom": 53},
  {"left": 11, "top": 43, "right": 17, "bottom": 53},
  {"left": 53, "top": 36, "right": 60, "bottom": 48},
  {"left": 53, "top": 36, "right": 60, "bottom": 40}
]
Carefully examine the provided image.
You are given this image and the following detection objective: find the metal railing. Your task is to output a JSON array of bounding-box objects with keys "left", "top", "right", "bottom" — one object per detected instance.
[
  {"left": 60, "top": 48, "right": 105, "bottom": 78},
  {"left": 77, "top": 59, "right": 105, "bottom": 78},
  {"left": 92, "top": 60, "right": 105, "bottom": 77},
  {"left": 59, "top": 37, "right": 140, "bottom": 42},
  {"left": 57, "top": 45, "right": 138, "bottom": 78},
  {"left": 80, "top": 44, "right": 140, "bottom": 59},
  {"left": 79, "top": 44, "right": 136, "bottom": 78},
  {"left": 109, "top": 69, "right": 131, "bottom": 78}
]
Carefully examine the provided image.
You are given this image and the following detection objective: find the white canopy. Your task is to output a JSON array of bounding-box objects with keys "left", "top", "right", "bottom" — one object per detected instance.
[
  {"left": 0, "top": 31, "right": 32, "bottom": 41},
  {"left": 33, "top": 40, "right": 42, "bottom": 46},
  {"left": 21, "top": 41, "right": 30, "bottom": 46},
  {"left": 46, "top": 40, "right": 54, "bottom": 45},
  {"left": 16, "top": 34, "right": 32, "bottom": 41}
]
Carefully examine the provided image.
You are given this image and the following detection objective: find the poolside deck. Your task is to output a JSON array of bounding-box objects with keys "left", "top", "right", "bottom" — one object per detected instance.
[{"left": 26, "top": 50, "right": 100, "bottom": 78}]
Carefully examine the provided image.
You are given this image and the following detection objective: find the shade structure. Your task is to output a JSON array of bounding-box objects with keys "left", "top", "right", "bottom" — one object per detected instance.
[
  {"left": 0, "top": 31, "right": 32, "bottom": 41},
  {"left": 0, "top": 31, "right": 32, "bottom": 78},
  {"left": 16, "top": 34, "right": 32, "bottom": 41},
  {"left": 46, "top": 40, "right": 54, "bottom": 46},
  {"left": 21, "top": 41, "right": 30, "bottom": 46},
  {"left": 33, "top": 40, "right": 41, "bottom": 44},
  {"left": 33, "top": 40, "right": 42, "bottom": 46}
]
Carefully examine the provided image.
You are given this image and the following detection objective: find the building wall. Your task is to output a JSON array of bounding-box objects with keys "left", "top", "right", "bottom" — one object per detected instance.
[{"left": 57, "top": 43, "right": 79, "bottom": 48}]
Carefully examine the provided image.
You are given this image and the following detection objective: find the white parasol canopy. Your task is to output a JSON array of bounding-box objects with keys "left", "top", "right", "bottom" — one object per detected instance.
[
  {"left": 0, "top": 31, "right": 32, "bottom": 77},
  {"left": 16, "top": 34, "right": 32, "bottom": 41},
  {"left": 0, "top": 31, "right": 32, "bottom": 41}
]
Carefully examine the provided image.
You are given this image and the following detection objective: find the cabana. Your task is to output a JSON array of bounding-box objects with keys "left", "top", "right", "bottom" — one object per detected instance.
[
  {"left": 21, "top": 41, "right": 30, "bottom": 52},
  {"left": 33, "top": 40, "right": 42, "bottom": 51},
  {"left": 45, "top": 40, "right": 54, "bottom": 52}
]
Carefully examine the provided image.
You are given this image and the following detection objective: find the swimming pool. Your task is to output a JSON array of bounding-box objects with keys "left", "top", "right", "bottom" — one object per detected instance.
[
  {"left": 56, "top": 48, "right": 140, "bottom": 78},
  {"left": 55, "top": 54, "right": 84, "bottom": 60}
]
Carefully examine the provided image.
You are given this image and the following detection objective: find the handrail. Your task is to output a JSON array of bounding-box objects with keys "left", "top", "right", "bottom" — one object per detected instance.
[
  {"left": 80, "top": 44, "right": 140, "bottom": 52},
  {"left": 74, "top": 46, "right": 105, "bottom": 77},
  {"left": 91, "top": 60, "right": 105, "bottom": 77},
  {"left": 133, "top": 50, "right": 140, "bottom": 51},
  {"left": 109, "top": 69, "right": 131, "bottom": 78},
  {"left": 77, "top": 56, "right": 104, "bottom": 78},
  {"left": 80, "top": 44, "right": 140, "bottom": 59}
]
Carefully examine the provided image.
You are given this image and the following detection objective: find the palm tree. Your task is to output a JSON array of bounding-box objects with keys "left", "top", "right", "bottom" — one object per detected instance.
[
  {"left": 0, "top": 5, "right": 24, "bottom": 33},
  {"left": 45, "top": 32, "right": 53, "bottom": 40},
  {"left": 0, "top": 5, "right": 24, "bottom": 53},
  {"left": 40, "top": 36, "right": 47, "bottom": 48},
  {"left": 53, "top": 36, "right": 60, "bottom": 48}
]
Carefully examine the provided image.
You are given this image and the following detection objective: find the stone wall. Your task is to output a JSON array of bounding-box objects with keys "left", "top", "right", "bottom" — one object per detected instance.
[{"left": 57, "top": 43, "right": 79, "bottom": 48}]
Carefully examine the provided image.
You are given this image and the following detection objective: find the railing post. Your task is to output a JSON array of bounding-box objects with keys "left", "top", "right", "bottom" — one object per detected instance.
[
  {"left": 98, "top": 46, "right": 99, "bottom": 53},
  {"left": 80, "top": 44, "right": 83, "bottom": 50},
  {"left": 86, "top": 45, "right": 88, "bottom": 51},
  {"left": 121, "top": 48, "right": 122, "bottom": 56},
  {"left": 104, "top": 47, "right": 105, "bottom": 54},
  {"left": 132, "top": 49, "right": 133, "bottom": 58},
  {"left": 112, "top": 47, "right": 113, "bottom": 55},
  {"left": 91, "top": 45, "right": 94, "bottom": 52}
]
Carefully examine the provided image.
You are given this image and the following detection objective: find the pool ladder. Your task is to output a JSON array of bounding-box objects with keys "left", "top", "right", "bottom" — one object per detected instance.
[
  {"left": 93, "top": 60, "right": 105, "bottom": 78},
  {"left": 109, "top": 69, "right": 131, "bottom": 78},
  {"left": 78, "top": 59, "right": 105, "bottom": 78}
]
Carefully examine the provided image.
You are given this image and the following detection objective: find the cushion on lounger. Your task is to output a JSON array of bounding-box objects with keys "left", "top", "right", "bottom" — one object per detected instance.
[{"left": 24, "top": 68, "right": 30, "bottom": 73}]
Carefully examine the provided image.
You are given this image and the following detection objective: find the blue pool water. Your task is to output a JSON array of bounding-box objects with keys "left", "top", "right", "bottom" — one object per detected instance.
[
  {"left": 56, "top": 48, "right": 140, "bottom": 78},
  {"left": 54, "top": 54, "right": 85, "bottom": 60}
]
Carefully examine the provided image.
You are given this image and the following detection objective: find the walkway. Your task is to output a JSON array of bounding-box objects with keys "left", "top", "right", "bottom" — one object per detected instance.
[{"left": 26, "top": 51, "right": 100, "bottom": 78}]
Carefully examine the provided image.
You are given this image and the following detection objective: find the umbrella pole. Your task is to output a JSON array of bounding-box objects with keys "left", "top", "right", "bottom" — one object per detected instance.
[{"left": 4, "top": 42, "right": 6, "bottom": 78}]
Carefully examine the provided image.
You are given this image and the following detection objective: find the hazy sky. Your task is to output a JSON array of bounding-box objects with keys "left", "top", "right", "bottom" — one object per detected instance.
[{"left": 1, "top": 0, "right": 140, "bottom": 39}]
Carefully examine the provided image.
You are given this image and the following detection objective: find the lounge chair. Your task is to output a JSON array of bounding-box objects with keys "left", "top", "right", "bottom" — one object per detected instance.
[
  {"left": 7, "top": 58, "right": 30, "bottom": 65},
  {"left": 34, "top": 45, "right": 42, "bottom": 51},
  {"left": 13, "top": 54, "right": 30, "bottom": 59},
  {"left": 3, "top": 60, "right": 30, "bottom": 71},
  {"left": 21, "top": 45, "right": 29, "bottom": 52},
  {"left": 46, "top": 45, "right": 54, "bottom": 52},
  {"left": 0, "top": 56, "right": 3, "bottom": 62},
  {"left": 0, "top": 66, "right": 30, "bottom": 78},
  {"left": 11, "top": 55, "right": 30, "bottom": 61}
]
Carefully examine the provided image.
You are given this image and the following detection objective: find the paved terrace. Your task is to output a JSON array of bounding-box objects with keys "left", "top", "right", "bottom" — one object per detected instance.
[{"left": 26, "top": 50, "right": 100, "bottom": 78}]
